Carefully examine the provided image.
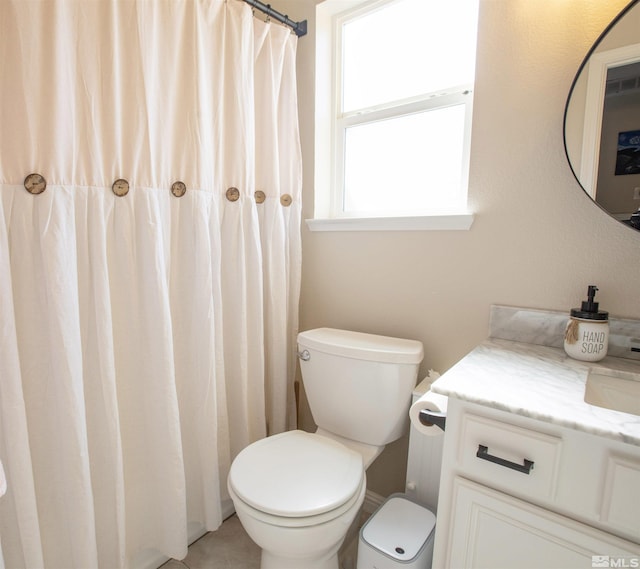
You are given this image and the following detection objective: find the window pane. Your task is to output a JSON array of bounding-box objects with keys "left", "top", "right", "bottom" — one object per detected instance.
[
  {"left": 342, "top": 0, "right": 479, "bottom": 112},
  {"left": 343, "top": 104, "right": 467, "bottom": 215}
]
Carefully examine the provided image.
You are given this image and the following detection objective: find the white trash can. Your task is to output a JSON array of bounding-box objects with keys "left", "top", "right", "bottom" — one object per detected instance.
[{"left": 357, "top": 493, "right": 436, "bottom": 569}]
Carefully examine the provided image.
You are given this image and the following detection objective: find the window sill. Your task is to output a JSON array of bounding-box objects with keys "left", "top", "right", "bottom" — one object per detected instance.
[{"left": 305, "top": 213, "right": 474, "bottom": 232}]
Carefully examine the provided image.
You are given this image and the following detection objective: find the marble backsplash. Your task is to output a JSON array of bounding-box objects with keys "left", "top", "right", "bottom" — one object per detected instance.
[{"left": 490, "top": 305, "right": 640, "bottom": 361}]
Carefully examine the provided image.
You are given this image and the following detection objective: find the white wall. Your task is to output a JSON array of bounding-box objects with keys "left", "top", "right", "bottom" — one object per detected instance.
[{"left": 278, "top": 0, "right": 640, "bottom": 496}]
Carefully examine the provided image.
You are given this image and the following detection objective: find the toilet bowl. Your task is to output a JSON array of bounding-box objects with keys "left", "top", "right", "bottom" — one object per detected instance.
[
  {"left": 227, "top": 328, "right": 424, "bottom": 569},
  {"left": 228, "top": 430, "right": 366, "bottom": 569}
]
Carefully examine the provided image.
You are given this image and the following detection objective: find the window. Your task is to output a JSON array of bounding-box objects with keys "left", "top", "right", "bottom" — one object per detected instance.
[{"left": 312, "top": 0, "right": 479, "bottom": 231}]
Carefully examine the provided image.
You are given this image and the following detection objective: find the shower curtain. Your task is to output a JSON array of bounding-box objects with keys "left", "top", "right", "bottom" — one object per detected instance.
[{"left": 0, "top": 1, "right": 302, "bottom": 567}]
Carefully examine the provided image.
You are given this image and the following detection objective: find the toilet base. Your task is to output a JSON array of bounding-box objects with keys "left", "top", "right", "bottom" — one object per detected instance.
[
  {"left": 241, "top": 504, "right": 354, "bottom": 569},
  {"left": 261, "top": 546, "right": 339, "bottom": 569},
  {"left": 230, "top": 477, "right": 366, "bottom": 569}
]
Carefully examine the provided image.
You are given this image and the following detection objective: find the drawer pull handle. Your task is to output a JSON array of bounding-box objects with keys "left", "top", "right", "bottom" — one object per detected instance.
[{"left": 476, "top": 444, "right": 534, "bottom": 475}]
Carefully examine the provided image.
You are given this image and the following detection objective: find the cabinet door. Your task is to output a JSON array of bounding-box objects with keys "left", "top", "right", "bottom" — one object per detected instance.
[
  {"left": 446, "top": 477, "right": 640, "bottom": 569},
  {"left": 601, "top": 453, "right": 640, "bottom": 538}
]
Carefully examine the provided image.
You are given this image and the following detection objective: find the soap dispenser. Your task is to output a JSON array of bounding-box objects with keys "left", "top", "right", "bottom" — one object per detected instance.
[{"left": 564, "top": 285, "right": 609, "bottom": 362}]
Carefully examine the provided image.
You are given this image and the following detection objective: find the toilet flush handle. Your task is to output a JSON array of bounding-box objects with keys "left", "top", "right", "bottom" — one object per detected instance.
[{"left": 297, "top": 349, "right": 311, "bottom": 361}]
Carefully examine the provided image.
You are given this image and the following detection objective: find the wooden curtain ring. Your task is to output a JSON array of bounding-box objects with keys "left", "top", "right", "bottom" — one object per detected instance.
[
  {"left": 112, "top": 179, "right": 130, "bottom": 197},
  {"left": 171, "top": 181, "right": 187, "bottom": 198},
  {"left": 24, "top": 173, "right": 47, "bottom": 195},
  {"left": 226, "top": 187, "right": 240, "bottom": 202}
]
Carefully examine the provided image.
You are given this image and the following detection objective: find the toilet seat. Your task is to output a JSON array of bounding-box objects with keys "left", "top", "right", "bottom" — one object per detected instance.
[
  {"left": 228, "top": 430, "right": 364, "bottom": 520},
  {"left": 229, "top": 475, "right": 366, "bottom": 529}
]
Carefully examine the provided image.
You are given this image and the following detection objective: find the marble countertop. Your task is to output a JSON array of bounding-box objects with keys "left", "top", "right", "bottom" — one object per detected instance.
[{"left": 430, "top": 338, "right": 640, "bottom": 446}]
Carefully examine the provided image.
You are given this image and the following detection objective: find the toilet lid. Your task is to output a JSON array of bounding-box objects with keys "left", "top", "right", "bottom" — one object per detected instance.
[{"left": 229, "top": 430, "right": 364, "bottom": 517}]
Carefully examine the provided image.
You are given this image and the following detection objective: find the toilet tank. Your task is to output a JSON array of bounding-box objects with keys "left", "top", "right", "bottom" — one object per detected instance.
[{"left": 297, "top": 328, "right": 424, "bottom": 446}]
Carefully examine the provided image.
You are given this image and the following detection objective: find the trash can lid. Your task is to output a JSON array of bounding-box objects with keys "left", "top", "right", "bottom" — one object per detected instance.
[{"left": 361, "top": 494, "right": 436, "bottom": 562}]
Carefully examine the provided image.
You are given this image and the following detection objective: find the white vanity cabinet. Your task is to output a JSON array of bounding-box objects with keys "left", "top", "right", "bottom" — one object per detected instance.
[{"left": 432, "top": 398, "right": 640, "bottom": 569}]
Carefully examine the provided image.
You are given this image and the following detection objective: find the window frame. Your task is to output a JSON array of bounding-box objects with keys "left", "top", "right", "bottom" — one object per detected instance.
[{"left": 311, "top": 0, "right": 476, "bottom": 232}]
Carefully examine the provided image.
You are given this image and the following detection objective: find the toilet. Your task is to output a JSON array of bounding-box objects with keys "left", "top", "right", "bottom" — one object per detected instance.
[{"left": 227, "top": 328, "right": 424, "bottom": 569}]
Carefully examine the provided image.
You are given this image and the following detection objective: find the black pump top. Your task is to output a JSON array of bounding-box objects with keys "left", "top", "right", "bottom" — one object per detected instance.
[{"left": 570, "top": 285, "right": 608, "bottom": 320}]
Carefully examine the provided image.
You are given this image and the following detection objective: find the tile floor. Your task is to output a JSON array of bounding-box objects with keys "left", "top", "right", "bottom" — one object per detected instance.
[
  {"left": 160, "top": 511, "right": 367, "bottom": 569},
  {"left": 161, "top": 515, "right": 260, "bottom": 569}
]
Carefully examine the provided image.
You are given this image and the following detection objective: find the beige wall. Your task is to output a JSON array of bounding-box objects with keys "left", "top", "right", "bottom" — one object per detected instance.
[{"left": 278, "top": 0, "right": 640, "bottom": 497}]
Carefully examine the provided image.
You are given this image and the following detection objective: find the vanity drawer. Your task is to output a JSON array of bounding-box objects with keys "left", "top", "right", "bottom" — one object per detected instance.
[{"left": 457, "top": 413, "right": 563, "bottom": 502}]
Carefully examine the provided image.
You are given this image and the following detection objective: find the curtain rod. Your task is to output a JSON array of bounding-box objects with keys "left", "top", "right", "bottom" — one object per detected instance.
[{"left": 242, "top": 0, "right": 307, "bottom": 37}]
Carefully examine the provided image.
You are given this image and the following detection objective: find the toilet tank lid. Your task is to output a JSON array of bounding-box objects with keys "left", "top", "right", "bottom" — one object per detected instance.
[{"left": 297, "top": 328, "right": 423, "bottom": 364}]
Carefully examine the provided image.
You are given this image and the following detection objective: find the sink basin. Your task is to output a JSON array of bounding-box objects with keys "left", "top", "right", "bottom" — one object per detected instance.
[{"left": 584, "top": 368, "right": 640, "bottom": 416}]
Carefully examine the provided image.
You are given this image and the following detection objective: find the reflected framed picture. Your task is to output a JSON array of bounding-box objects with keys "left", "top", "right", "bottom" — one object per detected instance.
[{"left": 615, "top": 129, "right": 640, "bottom": 175}]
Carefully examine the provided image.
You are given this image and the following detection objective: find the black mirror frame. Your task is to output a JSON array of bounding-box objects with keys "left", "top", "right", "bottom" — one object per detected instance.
[{"left": 562, "top": 0, "right": 640, "bottom": 231}]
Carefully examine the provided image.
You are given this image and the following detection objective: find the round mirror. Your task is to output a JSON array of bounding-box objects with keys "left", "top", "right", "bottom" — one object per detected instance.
[{"left": 564, "top": 0, "right": 640, "bottom": 231}]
